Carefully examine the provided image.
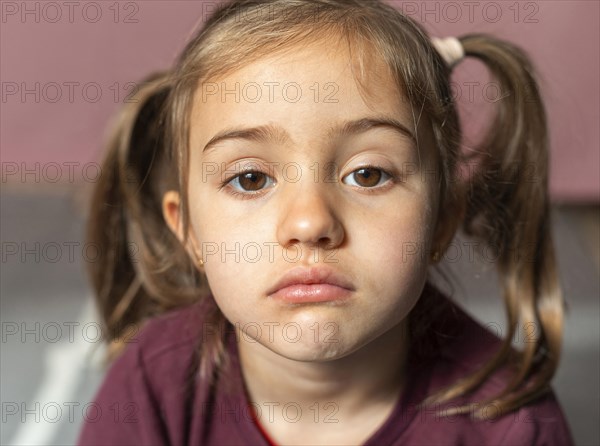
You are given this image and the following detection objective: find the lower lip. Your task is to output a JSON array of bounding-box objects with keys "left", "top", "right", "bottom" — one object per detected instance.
[{"left": 270, "top": 284, "right": 353, "bottom": 304}]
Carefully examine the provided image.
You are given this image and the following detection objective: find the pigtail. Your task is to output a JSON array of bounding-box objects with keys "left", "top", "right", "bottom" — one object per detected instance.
[
  {"left": 86, "top": 72, "right": 208, "bottom": 362},
  {"left": 425, "top": 34, "right": 564, "bottom": 418}
]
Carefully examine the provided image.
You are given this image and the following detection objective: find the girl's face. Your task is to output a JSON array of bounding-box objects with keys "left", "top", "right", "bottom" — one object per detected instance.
[{"left": 166, "top": 40, "right": 443, "bottom": 362}]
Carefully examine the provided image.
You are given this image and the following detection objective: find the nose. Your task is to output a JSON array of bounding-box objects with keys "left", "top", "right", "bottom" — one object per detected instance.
[{"left": 276, "top": 183, "right": 345, "bottom": 252}]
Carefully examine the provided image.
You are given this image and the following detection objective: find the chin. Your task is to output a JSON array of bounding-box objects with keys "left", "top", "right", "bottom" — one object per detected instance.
[
  {"left": 268, "top": 338, "right": 352, "bottom": 362},
  {"left": 268, "top": 319, "right": 370, "bottom": 362}
]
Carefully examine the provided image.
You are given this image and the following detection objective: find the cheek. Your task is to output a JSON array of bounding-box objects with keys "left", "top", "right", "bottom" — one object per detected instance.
[
  {"left": 202, "top": 256, "right": 268, "bottom": 328},
  {"left": 362, "top": 199, "right": 434, "bottom": 270},
  {"left": 353, "top": 198, "right": 434, "bottom": 312},
  {"left": 185, "top": 193, "right": 272, "bottom": 323}
]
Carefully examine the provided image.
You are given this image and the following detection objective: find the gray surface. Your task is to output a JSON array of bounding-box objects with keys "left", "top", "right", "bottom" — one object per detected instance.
[{"left": 1, "top": 189, "right": 599, "bottom": 445}]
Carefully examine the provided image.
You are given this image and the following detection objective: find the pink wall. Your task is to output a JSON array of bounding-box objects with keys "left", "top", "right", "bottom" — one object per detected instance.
[{"left": 1, "top": 1, "right": 598, "bottom": 202}]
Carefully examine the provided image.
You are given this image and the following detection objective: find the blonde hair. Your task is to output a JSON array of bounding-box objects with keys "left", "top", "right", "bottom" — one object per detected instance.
[{"left": 86, "top": 0, "right": 564, "bottom": 420}]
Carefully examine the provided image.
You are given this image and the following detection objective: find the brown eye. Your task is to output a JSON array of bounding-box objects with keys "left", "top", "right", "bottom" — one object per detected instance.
[
  {"left": 229, "top": 171, "right": 272, "bottom": 192},
  {"left": 343, "top": 166, "right": 391, "bottom": 188},
  {"left": 238, "top": 171, "right": 267, "bottom": 191},
  {"left": 353, "top": 168, "right": 381, "bottom": 187}
]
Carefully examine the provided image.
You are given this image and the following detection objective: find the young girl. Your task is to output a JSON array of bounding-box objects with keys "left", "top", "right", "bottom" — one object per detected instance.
[{"left": 78, "top": 0, "right": 574, "bottom": 444}]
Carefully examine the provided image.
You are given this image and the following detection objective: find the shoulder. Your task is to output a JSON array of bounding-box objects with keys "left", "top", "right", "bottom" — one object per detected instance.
[
  {"left": 416, "top": 287, "right": 573, "bottom": 445},
  {"left": 105, "top": 299, "right": 209, "bottom": 395},
  {"left": 110, "top": 297, "right": 216, "bottom": 396},
  {"left": 412, "top": 283, "right": 510, "bottom": 383},
  {"left": 495, "top": 391, "right": 574, "bottom": 446},
  {"left": 78, "top": 299, "right": 214, "bottom": 445},
  {"left": 433, "top": 296, "right": 509, "bottom": 387},
  {"left": 131, "top": 298, "right": 209, "bottom": 365}
]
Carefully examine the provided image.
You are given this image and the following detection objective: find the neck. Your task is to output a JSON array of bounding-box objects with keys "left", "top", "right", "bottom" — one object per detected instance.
[{"left": 237, "top": 320, "right": 410, "bottom": 419}]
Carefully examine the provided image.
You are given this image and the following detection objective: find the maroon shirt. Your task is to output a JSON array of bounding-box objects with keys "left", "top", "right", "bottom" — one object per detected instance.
[{"left": 78, "top": 285, "right": 573, "bottom": 445}]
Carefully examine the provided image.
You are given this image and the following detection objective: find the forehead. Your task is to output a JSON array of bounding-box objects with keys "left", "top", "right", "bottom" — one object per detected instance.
[{"left": 189, "top": 39, "right": 413, "bottom": 154}]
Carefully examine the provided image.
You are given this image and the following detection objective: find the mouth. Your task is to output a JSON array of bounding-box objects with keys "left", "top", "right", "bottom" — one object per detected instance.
[{"left": 267, "top": 266, "right": 355, "bottom": 304}]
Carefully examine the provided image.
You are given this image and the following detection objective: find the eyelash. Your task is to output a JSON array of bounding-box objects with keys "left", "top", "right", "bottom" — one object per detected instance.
[{"left": 218, "top": 164, "right": 398, "bottom": 199}]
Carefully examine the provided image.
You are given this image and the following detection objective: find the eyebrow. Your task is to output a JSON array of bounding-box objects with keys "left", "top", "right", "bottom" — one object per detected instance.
[{"left": 201, "top": 117, "right": 416, "bottom": 154}]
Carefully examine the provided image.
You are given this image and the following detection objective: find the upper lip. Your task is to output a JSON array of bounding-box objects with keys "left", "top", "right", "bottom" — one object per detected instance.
[{"left": 267, "top": 266, "right": 355, "bottom": 296}]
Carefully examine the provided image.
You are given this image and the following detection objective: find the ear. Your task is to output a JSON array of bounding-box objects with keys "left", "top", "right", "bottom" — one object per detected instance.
[
  {"left": 430, "top": 187, "right": 465, "bottom": 264},
  {"left": 162, "top": 190, "right": 184, "bottom": 242},
  {"left": 162, "top": 190, "right": 203, "bottom": 265}
]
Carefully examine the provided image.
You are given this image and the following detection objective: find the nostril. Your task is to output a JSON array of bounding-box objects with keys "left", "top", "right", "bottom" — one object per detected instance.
[
  {"left": 318, "top": 237, "right": 335, "bottom": 249},
  {"left": 284, "top": 237, "right": 333, "bottom": 251}
]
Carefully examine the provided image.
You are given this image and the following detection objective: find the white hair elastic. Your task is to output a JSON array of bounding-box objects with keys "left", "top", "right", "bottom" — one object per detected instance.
[{"left": 431, "top": 37, "right": 465, "bottom": 67}]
